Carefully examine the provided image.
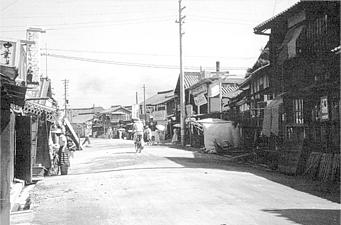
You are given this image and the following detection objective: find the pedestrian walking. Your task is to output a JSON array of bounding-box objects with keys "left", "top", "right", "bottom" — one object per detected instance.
[
  {"left": 154, "top": 129, "right": 161, "bottom": 145},
  {"left": 172, "top": 128, "right": 179, "bottom": 144},
  {"left": 133, "top": 119, "right": 144, "bottom": 152},
  {"left": 144, "top": 125, "right": 152, "bottom": 145},
  {"left": 82, "top": 126, "right": 91, "bottom": 146}
]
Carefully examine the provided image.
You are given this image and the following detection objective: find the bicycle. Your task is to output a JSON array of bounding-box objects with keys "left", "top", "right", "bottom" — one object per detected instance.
[{"left": 135, "top": 134, "right": 144, "bottom": 153}]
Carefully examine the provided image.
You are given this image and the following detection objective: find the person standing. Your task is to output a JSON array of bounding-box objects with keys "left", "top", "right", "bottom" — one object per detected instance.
[
  {"left": 82, "top": 125, "right": 91, "bottom": 146},
  {"left": 56, "top": 129, "right": 70, "bottom": 175}
]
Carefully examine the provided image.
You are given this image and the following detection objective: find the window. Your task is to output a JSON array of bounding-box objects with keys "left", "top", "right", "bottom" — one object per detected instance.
[
  {"left": 259, "top": 76, "right": 264, "bottom": 91},
  {"left": 157, "top": 105, "right": 166, "bottom": 111},
  {"left": 300, "top": 14, "right": 329, "bottom": 55},
  {"left": 293, "top": 98, "right": 304, "bottom": 124},
  {"left": 264, "top": 75, "right": 269, "bottom": 88}
]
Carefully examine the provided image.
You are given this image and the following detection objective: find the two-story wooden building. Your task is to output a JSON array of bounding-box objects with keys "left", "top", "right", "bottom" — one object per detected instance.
[{"left": 254, "top": 1, "right": 340, "bottom": 178}]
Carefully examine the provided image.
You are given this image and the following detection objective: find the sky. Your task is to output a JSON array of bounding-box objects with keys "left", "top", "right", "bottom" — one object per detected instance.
[{"left": 1, "top": 0, "right": 299, "bottom": 109}]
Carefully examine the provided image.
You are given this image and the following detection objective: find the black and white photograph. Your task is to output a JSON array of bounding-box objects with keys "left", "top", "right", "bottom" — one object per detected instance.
[{"left": 0, "top": 0, "right": 340, "bottom": 224}]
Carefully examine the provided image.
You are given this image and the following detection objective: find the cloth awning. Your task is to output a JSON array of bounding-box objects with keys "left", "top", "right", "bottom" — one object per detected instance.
[
  {"left": 278, "top": 25, "right": 305, "bottom": 65},
  {"left": 262, "top": 97, "right": 283, "bottom": 137}
]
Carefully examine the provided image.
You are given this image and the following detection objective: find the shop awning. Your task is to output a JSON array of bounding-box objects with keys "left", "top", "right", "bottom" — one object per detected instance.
[
  {"left": 23, "top": 101, "right": 57, "bottom": 122},
  {"left": 262, "top": 97, "right": 283, "bottom": 137}
]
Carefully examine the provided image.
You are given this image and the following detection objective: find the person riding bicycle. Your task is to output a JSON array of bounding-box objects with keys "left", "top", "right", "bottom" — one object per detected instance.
[{"left": 132, "top": 119, "right": 144, "bottom": 152}]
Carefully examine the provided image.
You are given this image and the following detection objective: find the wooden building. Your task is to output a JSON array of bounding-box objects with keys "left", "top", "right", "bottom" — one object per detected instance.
[{"left": 253, "top": 1, "right": 340, "bottom": 178}]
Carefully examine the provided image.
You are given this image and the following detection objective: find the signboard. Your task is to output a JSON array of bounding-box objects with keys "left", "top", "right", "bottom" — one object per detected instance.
[
  {"left": 0, "top": 41, "right": 16, "bottom": 66},
  {"left": 192, "top": 84, "right": 207, "bottom": 96},
  {"left": 209, "top": 97, "right": 220, "bottom": 112},
  {"left": 194, "top": 93, "right": 207, "bottom": 106},
  {"left": 25, "top": 83, "right": 40, "bottom": 99},
  {"left": 320, "top": 96, "right": 328, "bottom": 121},
  {"left": 208, "top": 81, "right": 220, "bottom": 97},
  {"left": 152, "top": 110, "right": 166, "bottom": 121},
  {"left": 132, "top": 104, "right": 139, "bottom": 119},
  {"left": 26, "top": 28, "right": 45, "bottom": 83}
]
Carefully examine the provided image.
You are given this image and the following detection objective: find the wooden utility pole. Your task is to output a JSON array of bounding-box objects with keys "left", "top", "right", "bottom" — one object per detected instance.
[
  {"left": 62, "top": 79, "right": 69, "bottom": 119},
  {"left": 136, "top": 92, "right": 138, "bottom": 104},
  {"left": 177, "top": 0, "right": 186, "bottom": 146},
  {"left": 143, "top": 84, "right": 146, "bottom": 122}
]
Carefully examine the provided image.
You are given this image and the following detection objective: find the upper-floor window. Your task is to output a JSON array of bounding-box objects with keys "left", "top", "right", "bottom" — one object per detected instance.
[
  {"left": 156, "top": 105, "right": 166, "bottom": 111},
  {"left": 250, "top": 75, "right": 270, "bottom": 94},
  {"left": 297, "top": 14, "right": 330, "bottom": 55},
  {"left": 293, "top": 98, "right": 304, "bottom": 124}
]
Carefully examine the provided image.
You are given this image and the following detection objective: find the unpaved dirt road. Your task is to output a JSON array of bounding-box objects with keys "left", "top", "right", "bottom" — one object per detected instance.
[{"left": 27, "top": 139, "right": 340, "bottom": 225}]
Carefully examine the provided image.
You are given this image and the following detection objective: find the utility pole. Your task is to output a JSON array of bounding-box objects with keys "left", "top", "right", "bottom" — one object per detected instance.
[
  {"left": 45, "top": 43, "right": 48, "bottom": 78},
  {"left": 136, "top": 91, "right": 138, "bottom": 104},
  {"left": 176, "top": 0, "right": 186, "bottom": 146},
  {"left": 62, "top": 79, "right": 69, "bottom": 119},
  {"left": 143, "top": 84, "right": 146, "bottom": 122}
]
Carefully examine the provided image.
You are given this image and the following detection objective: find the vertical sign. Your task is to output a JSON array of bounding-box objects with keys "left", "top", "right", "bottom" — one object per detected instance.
[
  {"left": 0, "top": 40, "right": 16, "bottom": 66},
  {"left": 26, "top": 28, "right": 45, "bottom": 83},
  {"left": 132, "top": 104, "right": 139, "bottom": 119}
]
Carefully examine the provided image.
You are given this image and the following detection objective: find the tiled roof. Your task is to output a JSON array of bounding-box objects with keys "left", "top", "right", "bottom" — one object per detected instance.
[
  {"left": 175, "top": 72, "right": 202, "bottom": 93},
  {"left": 184, "top": 72, "right": 201, "bottom": 89},
  {"left": 222, "top": 85, "right": 240, "bottom": 98},
  {"left": 71, "top": 114, "right": 93, "bottom": 124},
  {"left": 221, "top": 77, "right": 244, "bottom": 84},
  {"left": 254, "top": 1, "right": 302, "bottom": 33},
  {"left": 100, "top": 106, "right": 131, "bottom": 114},
  {"left": 142, "top": 90, "right": 175, "bottom": 106},
  {"left": 253, "top": 1, "right": 336, "bottom": 34},
  {"left": 240, "top": 64, "right": 270, "bottom": 87},
  {"left": 71, "top": 107, "right": 104, "bottom": 115}
]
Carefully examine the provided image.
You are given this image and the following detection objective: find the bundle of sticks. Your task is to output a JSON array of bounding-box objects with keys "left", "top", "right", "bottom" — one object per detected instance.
[
  {"left": 330, "top": 154, "right": 340, "bottom": 182},
  {"left": 304, "top": 152, "right": 322, "bottom": 178},
  {"left": 318, "top": 153, "right": 333, "bottom": 182}
]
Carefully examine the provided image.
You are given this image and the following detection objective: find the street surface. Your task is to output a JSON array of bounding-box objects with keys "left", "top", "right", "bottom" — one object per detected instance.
[{"left": 29, "top": 139, "right": 340, "bottom": 225}]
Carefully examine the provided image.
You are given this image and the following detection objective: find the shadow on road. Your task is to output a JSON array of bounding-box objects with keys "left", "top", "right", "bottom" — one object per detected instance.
[
  {"left": 262, "top": 209, "right": 340, "bottom": 225},
  {"left": 164, "top": 151, "right": 340, "bottom": 204},
  {"left": 68, "top": 166, "right": 186, "bottom": 176}
]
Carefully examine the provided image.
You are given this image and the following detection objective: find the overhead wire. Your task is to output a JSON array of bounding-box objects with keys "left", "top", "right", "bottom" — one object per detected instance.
[
  {"left": 42, "top": 53, "right": 248, "bottom": 71},
  {"left": 40, "top": 48, "right": 255, "bottom": 60},
  {"left": 0, "top": 15, "right": 175, "bottom": 28},
  {"left": 1, "top": 0, "right": 19, "bottom": 12},
  {"left": 0, "top": 18, "right": 172, "bottom": 32}
]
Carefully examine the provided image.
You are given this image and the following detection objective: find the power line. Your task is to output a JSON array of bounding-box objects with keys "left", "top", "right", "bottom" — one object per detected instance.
[
  {"left": 42, "top": 53, "right": 248, "bottom": 71},
  {"left": 1, "top": 0, "right": 19, "bottom": 12},
  {"left": 3, "top": 9, "right": 176, "bottom": 19},
  {"left": 0, "top": 19, "right": 172, "bottom": 33},
  {"left": 40, "top": 48, "right": 255, "bottom": 60},
  {"left": 0, "top": 15, "right": 174, "bottom": 28}
]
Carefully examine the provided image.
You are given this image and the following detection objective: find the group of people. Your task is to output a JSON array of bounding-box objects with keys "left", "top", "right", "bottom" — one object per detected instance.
[
  {"left": 131, "top": 119, "right": 163, "bottom": 153},
  {"left": 143, "top": 125, "right": 161, "bottom": 145}
]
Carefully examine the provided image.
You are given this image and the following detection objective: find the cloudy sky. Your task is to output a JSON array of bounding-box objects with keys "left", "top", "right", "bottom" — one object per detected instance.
[{"left": 1, "top": 0, "right": 298, "bottom": 108}]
